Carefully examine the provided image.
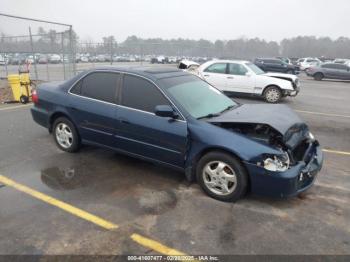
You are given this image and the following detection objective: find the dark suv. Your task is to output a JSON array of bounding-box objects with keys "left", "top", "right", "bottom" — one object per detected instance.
[{"left": 254, "top": 58, "right": 299, "bottom": 75}]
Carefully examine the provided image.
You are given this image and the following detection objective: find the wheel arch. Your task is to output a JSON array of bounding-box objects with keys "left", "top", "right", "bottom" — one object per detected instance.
[
  {"left": 49, "top": 111, "right": 76, "bottom": 133},
  {"left": 187, "top": 146, "right": 251, "bottom": 192},
  {"left": 262, "top": 84, "right": 282, "bottom": 95}
]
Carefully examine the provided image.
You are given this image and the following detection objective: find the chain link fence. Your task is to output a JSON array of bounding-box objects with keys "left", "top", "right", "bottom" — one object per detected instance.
[{"left": 0, "top": 30, "right": 76, "bottom": 81}]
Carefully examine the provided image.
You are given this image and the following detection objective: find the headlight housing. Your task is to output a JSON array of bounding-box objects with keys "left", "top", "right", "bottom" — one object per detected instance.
[
  {"left": 308, "top": 131, "right": 315, "bottom": 141},
  {"left": 262, "top": 153, "right": 290, "bottom": 172}
]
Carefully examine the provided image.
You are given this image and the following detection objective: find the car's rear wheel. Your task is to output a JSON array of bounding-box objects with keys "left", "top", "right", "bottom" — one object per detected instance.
[
  {"left": 196, "top": 151, "right": 248, "bottom": 202},
  {"left": 264, "top": 86, "right": 282, "bottom": 103},
  {"left": 53, "top": 117, "right": 80, "bottom": 152},
  {"left": 314, "top": 73, "right": 324, "bottom": 81}
]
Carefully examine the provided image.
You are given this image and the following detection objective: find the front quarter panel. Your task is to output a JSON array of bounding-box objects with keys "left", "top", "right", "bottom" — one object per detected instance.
[
  {"left": 186, "top": 120, "right": 281, "bottom": 169},
  {"left": 257, "top": 75, "right": 294, "bottom": 92}
]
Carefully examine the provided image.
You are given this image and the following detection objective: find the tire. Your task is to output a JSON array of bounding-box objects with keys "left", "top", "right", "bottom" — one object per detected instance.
[
  {"left": 264, "top": 86, "right": 282, "bottom": 103},
  {"left": 19, "top": 95, "right": 29, "bottom": 104},
  {"left": 314, "top": 73, "right": 324, "bottom": 81},
  {"left": 52, "top": 117, "right": 80, "bottom": 153},
  {"left": 196, "top": 151, "right": 248, "bottom": 202}
]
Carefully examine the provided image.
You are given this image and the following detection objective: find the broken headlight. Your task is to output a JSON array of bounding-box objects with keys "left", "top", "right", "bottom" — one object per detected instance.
[
  {"left": 308, "top": 131, "right": 315, "bottom": 141},
  {"left": 262, "top": 153, "right": 290, "bottom": 172}
]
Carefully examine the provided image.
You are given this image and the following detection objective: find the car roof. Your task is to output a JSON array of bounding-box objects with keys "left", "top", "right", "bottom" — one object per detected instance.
[
  {"left": 86, "top": 66, "right": 188, "bottom": 81},
  {"left": 204, "top": 59, "right": 251, "bottom": 64}
]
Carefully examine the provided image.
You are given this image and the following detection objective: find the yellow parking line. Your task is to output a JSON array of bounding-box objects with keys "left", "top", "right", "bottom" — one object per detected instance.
[
  {"left": 0, "top": 175, "right": 118, "bottom": 230},
  {"left": 0, "top": 104, "right": 32, "bottom": 111},
  {"left": 131, "top": 233, "right": 186, "bottom": 256},
  {"left": 322, "top": 149, "right": 350, "bottom": 156},
  {"left": 295, "top": 109, "right": 350, "bottom": 118}
]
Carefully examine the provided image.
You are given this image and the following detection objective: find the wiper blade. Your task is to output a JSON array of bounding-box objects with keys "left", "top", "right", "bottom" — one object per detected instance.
[
  {"left": 197, "top": 113, "right": 220, "bottom": 120},
  {"left": 220, "top": 105, "right": 235, "bottom": 114}
]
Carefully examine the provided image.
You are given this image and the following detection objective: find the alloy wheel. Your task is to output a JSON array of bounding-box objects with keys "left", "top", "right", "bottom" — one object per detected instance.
[{"left": 202, "top": 161, "right": 237, "bottom": 196}]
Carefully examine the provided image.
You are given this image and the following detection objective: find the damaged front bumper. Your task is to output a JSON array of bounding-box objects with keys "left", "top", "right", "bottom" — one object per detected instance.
[{"left": 244, "top": 141, "right": 323, "bottom": 198}]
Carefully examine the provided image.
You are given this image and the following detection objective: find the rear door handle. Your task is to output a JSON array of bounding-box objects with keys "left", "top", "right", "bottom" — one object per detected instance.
[
  {"left": 203, "top": 74, "right": 210, "bottom": 77},
  {"left": 227, "top": 76, "right": 234, "bottom": 79}
]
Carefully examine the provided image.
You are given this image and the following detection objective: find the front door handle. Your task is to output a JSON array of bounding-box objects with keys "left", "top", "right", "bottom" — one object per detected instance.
[
  {"left": 118, "top": 118, "right": 130, "bottom": 124},
  {"left": 227, "top": 76, "right": 234, "bottom": 79},
  {"left": 203, "top": 74, "right": 210, "bottom": 77}
]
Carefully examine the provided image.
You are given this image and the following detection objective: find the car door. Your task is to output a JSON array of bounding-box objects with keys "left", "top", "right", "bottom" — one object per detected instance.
[
  {"left": 334, "top": 64, "right": 350, "bottom": 79},
  {"left": 226, "top": 63, "right": 255, "bottom": 93},
  {"left": 201, "top": 62, "right": 227, "bottom": 90},
  {"left": 115, "top": 74, "right": 188, "bottom": 167},
  {"left": 68, "top": 71, "right": 120, "bottom": 146}
]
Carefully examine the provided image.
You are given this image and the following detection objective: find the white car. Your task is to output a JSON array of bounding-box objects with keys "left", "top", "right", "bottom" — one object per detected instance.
[
  {"left": 297, "top": 57, "right": 321, "bottom": 71},
  {"left": 197, "top": 60, "right": 300, "bottom": 103},
  {"left": 49, "top": 54, "right": 62, "bottom": 64}
]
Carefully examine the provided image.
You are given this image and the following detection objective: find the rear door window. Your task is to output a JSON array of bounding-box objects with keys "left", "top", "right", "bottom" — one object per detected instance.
[
  {"left": 121, "top": 74, "right": 170, "bottom": 113},
  {"left": 204, "top": 63, "right": 227, "bottom": 74},
  {"left": 80, "top": 72, "right": 120, "bottom": 103}
]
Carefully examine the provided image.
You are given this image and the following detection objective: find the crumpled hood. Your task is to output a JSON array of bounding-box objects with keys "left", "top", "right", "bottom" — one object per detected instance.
[
  {"left": 207, "top": 104, "right": 306, "bottom": 137},
  {"left": 264, "top": 72, "right": 298, "bottom": 82}
]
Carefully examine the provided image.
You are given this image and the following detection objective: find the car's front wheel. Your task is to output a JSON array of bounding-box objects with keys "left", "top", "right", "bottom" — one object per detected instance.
[
  {"left": 264, "top": 86, "right": 282, "bottom": 103},
  {"left": 53, "top": 117, "right": 80, "bottom": 152},
  {"left": 196, "top": 151, "right": 248, "bottom": 202}
]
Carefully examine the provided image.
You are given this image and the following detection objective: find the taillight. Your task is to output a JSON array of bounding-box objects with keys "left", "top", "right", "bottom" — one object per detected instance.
[{"left": 32, "top": 89, "right": 39, "bottom": 104}]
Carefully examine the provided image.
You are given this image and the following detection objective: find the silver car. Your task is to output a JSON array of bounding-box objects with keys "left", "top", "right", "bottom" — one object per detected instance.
[{"left": 306, "top": 63, "right": 350, "bottom": 81}]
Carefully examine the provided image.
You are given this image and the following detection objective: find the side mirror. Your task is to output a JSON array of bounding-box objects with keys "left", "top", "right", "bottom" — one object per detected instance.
[
  {"left": 155, "top": 105, "right": 178, "bottom": 118},
  {"left": 245, "top": 72, "right": 252, "bottom": 77}
]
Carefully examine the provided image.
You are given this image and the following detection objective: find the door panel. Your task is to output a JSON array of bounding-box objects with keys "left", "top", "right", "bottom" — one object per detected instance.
[
  {"left": 115, "top": 107, "right": 187, "bottom": 167},
  {"left": 226, "top": 63, "right": 255, "bottom": 93},
  {"left": 202, "top": 72, "right": 227, "bottom": 90},
  {"left": 201, "top": 63, "right": 227, "bottom": 90},
  {"left": 115, "top": 73, "right": 188, "bottom": 167},
  {"left": 67, "top": 72, "right": 120, "bottom": 146},
  {"left": 68, "top": 96, "right": 117, "bottom": 146}
]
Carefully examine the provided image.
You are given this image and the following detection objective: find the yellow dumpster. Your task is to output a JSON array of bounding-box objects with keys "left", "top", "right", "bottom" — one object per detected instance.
[
  {"left": 20, "top": 73, "right": 31, "bottom": 85},
  {"left": 7, "top": 74, "right": 31, "bottom": 104}
]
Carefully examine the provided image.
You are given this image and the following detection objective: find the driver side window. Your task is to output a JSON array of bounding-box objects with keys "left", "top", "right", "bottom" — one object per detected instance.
[{"left": 228, "top": 63, "right": 248, "bottom": 76}]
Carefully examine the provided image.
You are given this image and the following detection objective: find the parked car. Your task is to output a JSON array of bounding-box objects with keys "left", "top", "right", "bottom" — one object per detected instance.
[
  {"left": 0, "top": 54, "right": 5, "bottom": 65},
  {"left": 10, "top": 54, "right": 26, "bottom": 65},
  {"left": 333, "top": 58, "right": 350, "bottom": 64},
  {"left": 30, "top": 67, "right": 323, "bottom": 202},
  {"left": 306, "top": 63, "right": 350, "bottom": 80},
  {"left": 38, "top": 55, "right": 48, "bottom": 64},
  {"left": 276, "top": 57, "right": 291, "bottom": 65},
  {"left": 96, "top": 54, "right": 107, "bottom": 62},
  {"left": 197, "top": 60, "right": 300, "bottom": 103},
  {"left": 49, "top": 54, "right": 61, "bottom": 64},
  {"left": 80, "top": 56, "right": 89, "bottom": 63},
  {"left": 297, "top": 58, "right": 321, "bottom": 71},
  {"left": 178, "top": 60, "right": 200, "bottom": 71},
  {"left": 254, "top": 58, "right": 299, "bottom": 74}
]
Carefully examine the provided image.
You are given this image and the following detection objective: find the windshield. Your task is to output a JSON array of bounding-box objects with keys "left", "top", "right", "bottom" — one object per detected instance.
[
  {"left": 245, "top": 63, "right": 265, "bottom": 75},
  {"left": 161, "top": 75, "right": 237, "bottom": 119}
]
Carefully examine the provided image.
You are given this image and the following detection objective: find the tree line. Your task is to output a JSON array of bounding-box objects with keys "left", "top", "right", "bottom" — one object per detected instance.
[{"left": 1, "top": 27, "right": 350, "bottom": 59}]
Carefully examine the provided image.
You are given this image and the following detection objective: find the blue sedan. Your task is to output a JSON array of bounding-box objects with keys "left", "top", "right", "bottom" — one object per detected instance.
[{"left": 31, "top": 67, "right": 323, "bottom": 202}]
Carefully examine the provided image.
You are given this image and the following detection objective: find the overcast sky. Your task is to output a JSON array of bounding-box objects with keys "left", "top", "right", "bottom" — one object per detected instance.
[{"left": 1, "top": 0, "right": 349, "bottom": 42}]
